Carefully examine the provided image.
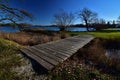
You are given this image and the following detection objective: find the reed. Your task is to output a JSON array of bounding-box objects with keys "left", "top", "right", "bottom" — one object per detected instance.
[{"left": 0, "top": 31, "right": 71, "bottom": 45}]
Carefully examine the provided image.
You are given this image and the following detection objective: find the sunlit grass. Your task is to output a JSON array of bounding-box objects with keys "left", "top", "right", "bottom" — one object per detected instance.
[
  {"left": 103, "top": 28, "right": 120, "bottom": 30},
  {"left": 0, "top": 38, "right": 22, "bottom": 80},
  {"left": 67, "top": 31, "right": 120, "bottom": 39},
  {"left": 88, "top": 32, "right": 120, "bottom": 38}
]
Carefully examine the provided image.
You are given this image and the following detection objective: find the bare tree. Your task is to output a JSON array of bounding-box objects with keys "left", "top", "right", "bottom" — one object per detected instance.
[
  {"left": 53, "top": 10, "right": 74, "bottom": 31},
  {"left": 94, "top": 18, "right": 106, "bottom": 24},
  {"left": 0, "top": 0, "right": 33, "bottom": 27},
  {"left": 117, "top": 16, "right": 120, "bottom": 25},
  {"left": 78, "top": 8, "right": 97, "bottom": 31},
  {"left": 99, "top": 19, "right": 106, "bottom": 24}
]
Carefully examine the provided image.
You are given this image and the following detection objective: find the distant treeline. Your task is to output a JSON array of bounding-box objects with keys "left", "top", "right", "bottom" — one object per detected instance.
[
  {"left": 0, "top": 22, "right": 119, "bottom": 31},
  {"left": 90, "top": 24, "right": 115, "bottom": 31},
  {"left": 0, "top": 23, "right": 32, "bottom": 27},
  {"left": 71, "top": 24, "right": 118, "bottom": 31},
  {"left": 67, "top": 23, "right": 120, "bottom": 31}
]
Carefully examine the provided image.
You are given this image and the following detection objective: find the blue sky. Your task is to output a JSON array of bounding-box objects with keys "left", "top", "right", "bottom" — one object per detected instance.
[{"left": 10, "top": 0, "right": 120, "bottom": 25}]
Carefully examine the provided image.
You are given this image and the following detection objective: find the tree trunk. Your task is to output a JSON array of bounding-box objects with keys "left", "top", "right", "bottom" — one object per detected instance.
[
  {"left": 86, "top": 25, "right": 89, "bottom": 31},
  {"left": 60, "top": 27, "right": 65, "bottom": 31},
  {"left": 85, "top": 20, "right": 89, "bottom": 31}
]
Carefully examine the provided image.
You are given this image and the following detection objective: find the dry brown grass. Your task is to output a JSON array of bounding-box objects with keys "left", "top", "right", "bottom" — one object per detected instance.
[
  {"left": 49, "top": 39, "right": 118, "bottom": 80},
  {"left": 0, "top": 31, "right": 71, "bottom": 46},
  {"left": 77, "top": 38, "right": 120, "bottom": 75}
]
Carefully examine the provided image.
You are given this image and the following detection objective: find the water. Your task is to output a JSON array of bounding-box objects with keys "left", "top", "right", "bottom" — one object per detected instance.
[
  {"left": 105, "top": 49, "right": 120, "bottom": 59},
  {"left": 37, "top": 26, "right": 94, "bottom": 31},
  {"left": 0, "top": 26, "right": 20, "bottom": 32},
  {"left": 39, "top": 26, "right": 59, "bottom": 31},
  {"left": 67, "top": 27, "right": 87, "bottom": 31},
  {"left": 0, "top": 26, "right": 91, "bottom": 32},
  {"left": 2, "top": 26, "right": 120, "bottom": 32}
]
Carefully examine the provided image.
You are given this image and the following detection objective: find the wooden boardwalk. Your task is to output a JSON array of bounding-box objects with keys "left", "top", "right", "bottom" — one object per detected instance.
[{"left": 21, "top": 35, "right": 94, "bottom": 70}]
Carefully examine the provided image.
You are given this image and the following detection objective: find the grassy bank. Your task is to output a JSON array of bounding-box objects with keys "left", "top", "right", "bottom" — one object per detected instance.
[
  {"left": 0, "top": 38, "right": 22, "bottom": 80},
  {"left": 67, "top": 31, "right": 120, "bottom": 39},
  {"left": 0, "top": 38, "right": 47, "bottom": 80}
]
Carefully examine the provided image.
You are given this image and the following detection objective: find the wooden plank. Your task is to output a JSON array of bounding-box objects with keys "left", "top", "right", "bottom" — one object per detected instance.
[
  {"left": 21, "top": 48, "right": 54, "bottom": 70},
  {"left": 37, "top": 40, "right": 85, "bottom": 56},
  {"left": 41, "top": 41, "right": 77, "bottom": 50},
  {"left": 21, "top": 35, "right": 94, "bottom": 71},
  {"left": 40, "top": 44, "right": 77, "bottom": 55},
  {"left": 31, "top": 46, "right": 64, "bottom": 62},
  {"left": 35, "top": 46, "right": 68, "bottom": 60},
  {"left": 35, "top": 45, "right": 71, "bottom": 57},
  {"left": 66, "top": 39, "right": 85, "bottom": 42},
  {"left": 40, "top": 43, "right": 75, "bottom": 52},
  {"left": 27, "top": 47, "right": 59, "bottom": 66},
  {"left": 40, "top": 41, "right": 86, "bottom": 55},
  {"left": 41, "top": 40, "right": 84, "bottom": 49},
  {"left": 63, "top": 40, "right": 86, "bottom": 45},
  {"left": 42, "top": 40, "right": 85, "bottom": 49}
]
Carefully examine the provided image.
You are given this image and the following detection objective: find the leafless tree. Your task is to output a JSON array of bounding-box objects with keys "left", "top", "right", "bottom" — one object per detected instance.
[
  {"left": 94, "top": 18, "right": 106, "bottom": 24},
  {"left": 53, "top": 10, "right": 74, "bottom": 31},
  {"left": 78, "top": 8, "right": 97, "bottom": 31},
  {"left": 0, "top": 0, "right": 33, "bottom": 27},
  {"left": 117, "top": 16, "right": 120, "bottom": 24}
]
